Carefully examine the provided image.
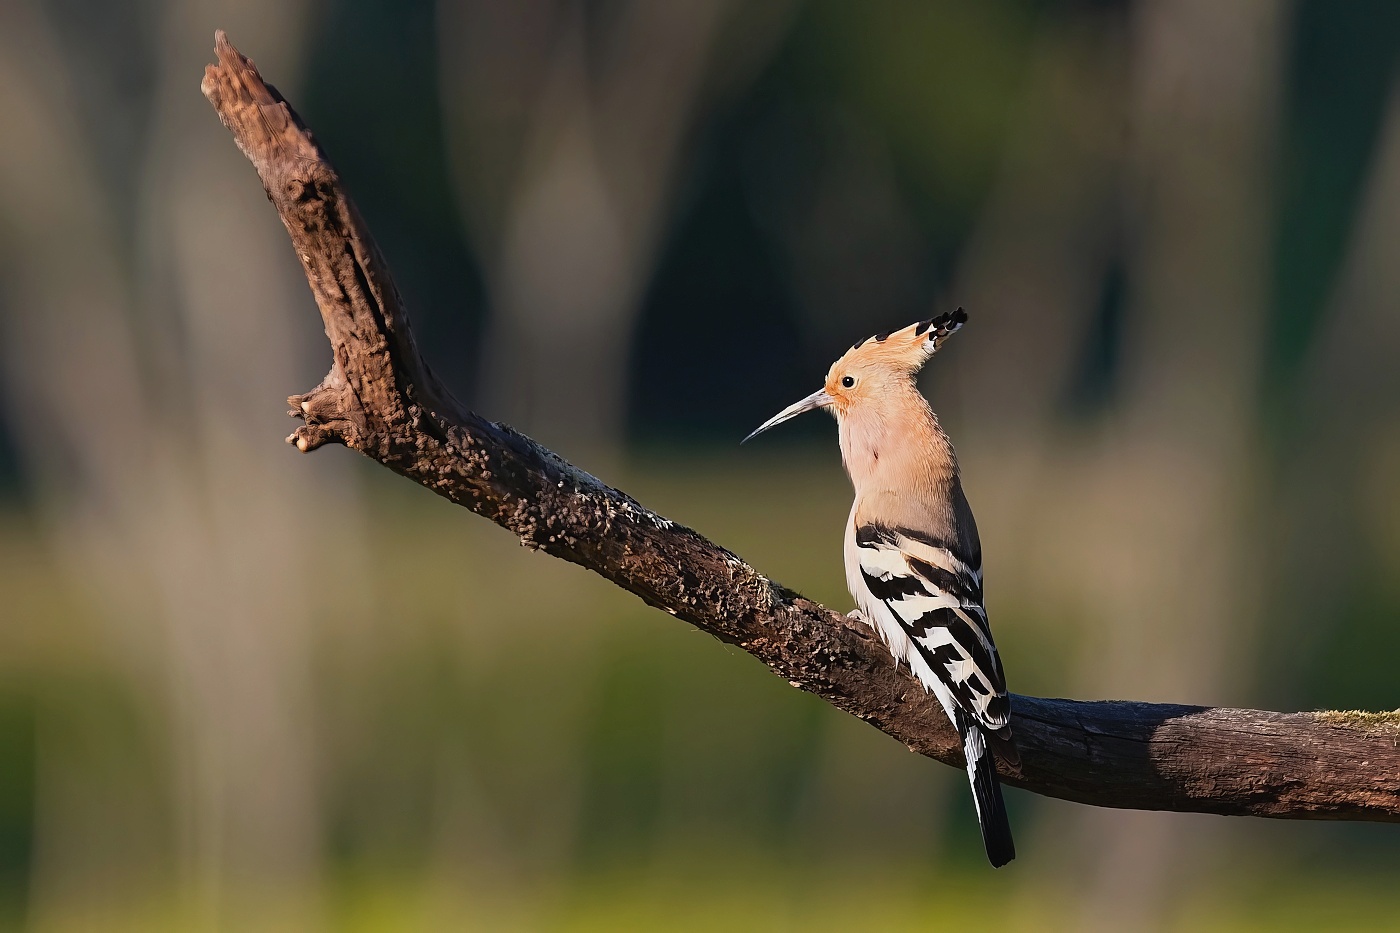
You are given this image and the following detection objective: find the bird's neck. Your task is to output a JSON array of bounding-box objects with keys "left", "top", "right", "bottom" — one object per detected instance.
[{"left": 838, "top": 386, "right": 958, "bottom": 501}]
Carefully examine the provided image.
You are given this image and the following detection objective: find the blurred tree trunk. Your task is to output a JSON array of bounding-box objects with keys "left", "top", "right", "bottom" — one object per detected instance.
[
  {"left": 1278, "top": 78, "right": 1400, "bottom": 698},
  {"left": 437, "top": 0, "right": 792, "bottom": 456},
  {"left": 1073, "top": 1, "right": 1282, "bottom": 926},
  {"left": 947, "top": 0, "right": 1283, "bottom": 919},
  {"left": 135, "top": 1, "right": 330, "bottom": 924},
  {"left": 0, "top": 2, "right": 351, "bottom": 926}
]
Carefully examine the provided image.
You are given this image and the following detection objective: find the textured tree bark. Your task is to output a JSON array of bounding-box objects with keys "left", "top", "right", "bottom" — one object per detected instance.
[{"left": 202, "top": 31, "right": 1400, "bottom": 823}]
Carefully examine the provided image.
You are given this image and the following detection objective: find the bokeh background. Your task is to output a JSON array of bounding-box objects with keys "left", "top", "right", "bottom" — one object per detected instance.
[{"left": 1, "top": 0, "right": 1398, "bottom": 929}]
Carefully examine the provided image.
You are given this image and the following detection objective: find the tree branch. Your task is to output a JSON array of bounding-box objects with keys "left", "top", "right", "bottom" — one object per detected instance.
[{"left": 202, "top": 31, "right": 1400, "bottom": 823}]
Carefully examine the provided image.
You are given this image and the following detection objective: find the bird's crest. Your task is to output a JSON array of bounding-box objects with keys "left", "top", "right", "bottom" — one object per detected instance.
[{"left": 842, "top": 307, "right": 967, "bottom": 373}]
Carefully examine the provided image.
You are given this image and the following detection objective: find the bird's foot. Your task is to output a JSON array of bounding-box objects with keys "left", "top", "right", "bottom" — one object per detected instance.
[{"left": 846, "top": 608, "right": 868, "bottom": 625}]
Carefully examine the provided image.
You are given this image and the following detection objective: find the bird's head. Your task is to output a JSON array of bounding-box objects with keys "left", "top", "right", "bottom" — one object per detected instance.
[{"left": 743, "top": 308, "right": 966, "bottom": 442}]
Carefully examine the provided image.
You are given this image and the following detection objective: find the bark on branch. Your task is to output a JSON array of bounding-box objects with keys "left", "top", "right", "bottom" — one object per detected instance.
[{"left": 202, "top": 32, "right": 1400, "bottom": 823}]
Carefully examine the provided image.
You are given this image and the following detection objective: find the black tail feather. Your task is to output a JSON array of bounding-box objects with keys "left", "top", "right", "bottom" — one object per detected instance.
[
  {"left": 957, "top": 710, "right": 1016, "bottom": 868},
  {"left": 972, "top": 757, "right": 1015, "bottom": 868}
]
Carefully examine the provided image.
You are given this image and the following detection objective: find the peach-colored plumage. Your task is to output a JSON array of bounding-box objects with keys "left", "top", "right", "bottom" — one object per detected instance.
[
  {"left": 744, "top": 308, "right": 1017, "bottom": 868},
  {"left": 825, "top": 322, "right": 964, "bottom": 534}
]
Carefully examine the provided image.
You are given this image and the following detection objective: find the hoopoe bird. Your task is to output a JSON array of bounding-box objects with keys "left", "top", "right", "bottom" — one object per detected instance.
[{"left": 744, "top": 308, "right": 1018, "bottom": 867}]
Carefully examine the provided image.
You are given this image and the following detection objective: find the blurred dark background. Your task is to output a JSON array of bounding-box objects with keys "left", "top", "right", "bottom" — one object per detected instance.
[{"left": 1, "top": 0, "right": 1398, "bottom": 929}]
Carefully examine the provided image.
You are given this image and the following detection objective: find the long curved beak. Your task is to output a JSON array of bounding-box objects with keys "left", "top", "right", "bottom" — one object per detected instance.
[{"left": 742, "top": 388, "right": 833, "bottom": 443}]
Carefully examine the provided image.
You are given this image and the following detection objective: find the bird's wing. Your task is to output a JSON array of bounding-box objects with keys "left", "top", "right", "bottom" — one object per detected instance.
[{"left": 854, "top": 523, "right": 1010, "bottom": 734}]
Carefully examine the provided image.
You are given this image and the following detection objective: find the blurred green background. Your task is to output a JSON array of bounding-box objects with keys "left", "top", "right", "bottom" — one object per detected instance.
[{"left": 2, "top": 0, "right": 1399, "bottom": 929}]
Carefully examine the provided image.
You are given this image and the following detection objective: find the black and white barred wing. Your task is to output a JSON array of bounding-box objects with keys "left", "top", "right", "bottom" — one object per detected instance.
[{"left": 854, "top": 524, "right": 1010, "bottom": 735}]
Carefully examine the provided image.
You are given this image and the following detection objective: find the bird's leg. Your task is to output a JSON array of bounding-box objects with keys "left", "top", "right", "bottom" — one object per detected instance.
[{"left": 846, "top": 608, "right": 867, "bottom": 624}]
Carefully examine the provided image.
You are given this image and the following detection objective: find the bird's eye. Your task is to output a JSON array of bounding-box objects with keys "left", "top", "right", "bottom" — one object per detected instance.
[{"left": 841, "top": 375, "right": 855, "bottom": 388}]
